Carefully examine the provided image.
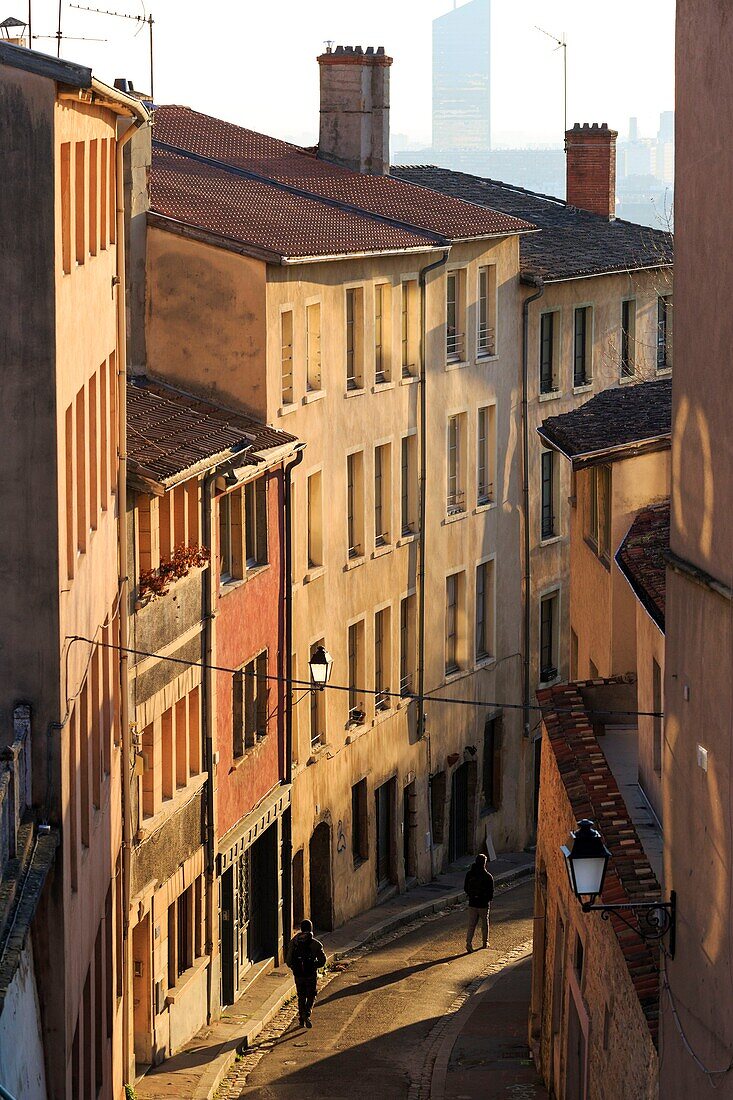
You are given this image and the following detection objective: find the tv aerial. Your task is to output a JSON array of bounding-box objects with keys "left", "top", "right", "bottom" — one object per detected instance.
[
  {"left": 536, "top": 26, "right": 568, "bottom": 135},
  {"left": 71, "top": 0, "right": 155, "bottom": 99}
]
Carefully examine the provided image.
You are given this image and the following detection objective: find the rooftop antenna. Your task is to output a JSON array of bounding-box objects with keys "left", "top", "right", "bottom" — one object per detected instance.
[
  {"left": 71, "top": 1, "right": 154, "bottom": 99},
  {"left": 39, "top": 1, "right": 105, "bottom": 55},
  {"left": 536, "top": 26, "right": 567, "bottom": 135},
  {"left": 323, "top": 38, "right": 333, "bottom": 53}
]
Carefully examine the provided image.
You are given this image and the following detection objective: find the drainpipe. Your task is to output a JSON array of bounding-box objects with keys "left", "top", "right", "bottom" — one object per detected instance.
[
  {"left": 115, "top": 108, "right": 150, "bottom": 1089},
  {"left": 521, "top": 276, "right": 544, "bottom": 745},
  {"left": 283, "top": 444, "right": 306, "bottom": 788},
  {"left": 417, "top": 247, "right": 449, "bottom": 880},
  {"left": 201, "top": 468, "right": 218, "bottom": 1021}
]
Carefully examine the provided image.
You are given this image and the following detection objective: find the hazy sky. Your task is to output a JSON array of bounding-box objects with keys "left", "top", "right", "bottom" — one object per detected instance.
[{"left": 29, "top": 0, "right": 675, "bottom": 146}]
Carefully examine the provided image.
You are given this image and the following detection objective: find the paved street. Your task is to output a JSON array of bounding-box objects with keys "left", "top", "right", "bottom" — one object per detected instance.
[{"left": 217, "top": 879, "right": 546, "bottom": 1099}]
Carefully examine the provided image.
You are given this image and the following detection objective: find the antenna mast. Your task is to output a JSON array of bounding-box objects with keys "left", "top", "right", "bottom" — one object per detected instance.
[
  {"left": 71, "top": 1, "right": 155, "bottom": 99},
  {"left": 536, "top": 26, "right": 567, "bottom": 135}
]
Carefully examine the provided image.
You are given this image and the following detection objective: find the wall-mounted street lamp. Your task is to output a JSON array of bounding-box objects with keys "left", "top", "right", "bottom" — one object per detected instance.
[
  {"left": 308, "top": 645, "right": 333, "bottom": 691},
  {"left": 562, "top": 819, "right": 676, "bottom": 958}
]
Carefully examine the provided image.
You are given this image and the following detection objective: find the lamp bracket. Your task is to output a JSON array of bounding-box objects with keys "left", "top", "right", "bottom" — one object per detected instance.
[{"left": 582, "top": 891, "right": 676, "bottom": 958}]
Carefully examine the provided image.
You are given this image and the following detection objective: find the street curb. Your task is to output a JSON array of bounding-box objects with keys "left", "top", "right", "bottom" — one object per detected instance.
[
  {"left": 428, "top": 944, "right": 534, "bottom": 1100},
  {"left": 194, "top": 860, "right": 535, "bottom": 1099}
]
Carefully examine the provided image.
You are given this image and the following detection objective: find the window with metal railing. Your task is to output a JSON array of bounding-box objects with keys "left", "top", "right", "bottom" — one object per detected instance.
[
  {"left": 281, "top": 310, "right": 294, "bottom": 405},
  {"left": 540, "top": 592, "right": 558, "bottom": 683},
  {"left": 306, "top": 302, "right": 321, "bottom": 391},
  {"left": 573, "top": 306, "right": 592, "bottom": 387},
  {"left": 374, "top": 607, "right": 391, "bottom": 711},
  {"left": 477, "top": 405, "right": 495, "bottom": 505},
  {"left": 540, "top": 311, "right": 556, "bottom": 394},
  {"left": 446, "top": 271, "right": 465, "bottom": 362},
  {"left": 477, "top": 264, "right": 497, "bottom": 357},
  {"left": 374, "top": 282, "right": 392, "bottom": 384},
  {"left": 541, "top": 450, "right": 556, "bottom": 539},
  {"left": 374, "top": 442, "right": 391, "bottom": 547},
  {"left": 657, "top": 295, "right": 672, "bottom": 370},
  {"left": 400, "top": 594, "right": 415, "bottom": 696},
  {"left": 347, "top": 621, "right": 365, "bottom": 725},
  {"left": 347, "top": 451, "right": 364, "bottom": 559},
  {"left": 447, "top": 414, "right": 466, "bottom": 514}
]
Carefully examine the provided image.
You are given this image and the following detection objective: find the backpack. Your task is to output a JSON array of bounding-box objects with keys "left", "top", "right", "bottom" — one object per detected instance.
[{"left": 291, "top": 936, "right": 320, "bottom": 979}]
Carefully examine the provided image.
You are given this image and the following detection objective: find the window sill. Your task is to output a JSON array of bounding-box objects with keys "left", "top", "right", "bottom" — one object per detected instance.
[
  {"left": 219, "top": 562, "right": 270, "bottom": 597},
  {"left": 229, "top": 737, "right": 268, "bottom": 772},
  {"left": 473, "top": 501, "right": 496, "bottom": 516},
  {"left": 165, "top": 955, "right": 210, "bottom": 1007},
  {"left": 344, "top": 386, "right": 366, "bottom": 399},
  {"left": 443, "top": 667, "right": 466, "bottom": 685},
  {"left": 396, "top": 532, "right": 419, "bottom": 547},
  {"left": 442, "top": 510, "right": 467, "bottom": 526},
  {"left": 476, "top": 351, "right": 498, "bottom": 363},
  {"left": 344, "top": 554, "right": 366, "bottom": 572},
  {"left": 371, "top": 543, "right": 393, "bottom": 560},
  {"left": 538, "top": 672, "right": 562, "bottom": 689},
  {"left": 584, "top": 537, "right": 611, "bottom": 571},
  {"left": 400, "top": 374, "right": 418, "bottom": 386},
  {"left": 539, "top": 389, "right": 562, "bottom": 403},
  {"left": 344, "top": 721, "right": 367, "bottom": 738},
  {"left": 572, "top": 382, "right": 593, "bottom": 395},
  {"left": 656, "top": 365, "right": 673, "bottom": 376},
  {"left": 619, "top": 373, "right": 637, "bottom": 386},
  {"left": 306, "top": 740, "right": 329, "bottom": 764},
  {"left": 372, "top": 380, "right": 395, "bottom": 393},
  {"left": 278, "top": 401, "right": 298, "bottom": 417},
  {"left": 475, "top": 655, "right": 497, "bottom": 670},
  {"left": 303, "top": 389, "right": 326, "bottom": 405},
  {"left": 540, "top": 534, "right": 563, "bottom": 548},
  {"left": 371, "top": 705, "right": 393, "bottom": 727},
  {"left": 303, "top": 565, "right": 325, "bottom": 584},
  {"left": 445, "top": 359, "right": 469, "bottom": 372}
]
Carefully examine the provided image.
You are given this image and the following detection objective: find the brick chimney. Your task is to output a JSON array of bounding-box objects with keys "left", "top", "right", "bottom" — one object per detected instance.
[
  {"left": 317, "top": 45, "right": 393, "bottom": 175},
  {"left": 565, "top": 122, "right": 618, "bottom": 219}
]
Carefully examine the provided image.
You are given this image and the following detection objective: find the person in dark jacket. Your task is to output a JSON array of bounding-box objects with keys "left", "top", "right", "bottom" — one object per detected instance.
[
  {"left": 464, "top": 853, "right": 494, "bottom": 952},
  {"left": 285, "top": 919, "right": 327, "bottom": 1027}
]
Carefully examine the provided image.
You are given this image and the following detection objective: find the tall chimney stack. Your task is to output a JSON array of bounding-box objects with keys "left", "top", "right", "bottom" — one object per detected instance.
[
  {"left": 565, "top": 122, "right": 618, "bottom": 219},
  {"left": 317, "top": 45, "right": 393, "bottom": 175}
]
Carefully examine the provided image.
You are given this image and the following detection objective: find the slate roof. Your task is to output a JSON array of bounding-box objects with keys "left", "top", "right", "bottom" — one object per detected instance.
[
  {"left": 538, "top": 379, "right": 672, "bottom": 463},
  {"left": 150, "top": 105, "right": 534, "bottom": 261},
  {"left": 127, "top": 376, "right": 298, "bottom": 488},
  {"left": 392, "top": 164, "right": 673, "bottom": 282},
  {"left": 616, "top": 500, "right": 670, "bottom": 632},
  {"left": 537, "top": 679, "right": 661, "bottom": 1043}
]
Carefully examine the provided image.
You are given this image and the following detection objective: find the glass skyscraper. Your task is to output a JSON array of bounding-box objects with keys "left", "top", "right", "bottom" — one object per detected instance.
[{"left": 432, "top": 0, "right": 491, "bottom": 152}]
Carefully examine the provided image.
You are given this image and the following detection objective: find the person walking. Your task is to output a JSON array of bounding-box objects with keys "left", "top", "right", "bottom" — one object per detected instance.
[
  {"left": 285, "top": 919, "right": 327, "bottom": 1028},
  {"left": 464, "top": 853, "right": 494, "bottom": 952}
]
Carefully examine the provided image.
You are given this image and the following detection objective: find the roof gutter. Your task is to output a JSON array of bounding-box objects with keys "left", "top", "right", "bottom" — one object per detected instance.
[{"left": 521, "top": 276, "right": 544, "bottom": 752}]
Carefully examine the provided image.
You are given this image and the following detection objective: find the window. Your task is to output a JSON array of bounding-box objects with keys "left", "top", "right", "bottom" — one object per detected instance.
[
  {"left": 541, "top": 450, "right": 556, "bottom": 539},
  {"left": 539, "top": 592, "right": 558, "bottom": 682},
  {"left": 219, "top": 491, "right": 239, "bottom": 581},
  {"left": 653, "top": 658, "right": 663, "bottom": 774},
  {"left": 89, "top": 139, "right": 98, "bottom": 257},
  {"left": 539, "top": 311, "right": 556, "bottom": 394},
  {"left": 61, "top": 142, "right": 71, "bottom": 274},
  {"left": 281, "top": 310, "right": 294, "bottom": 405},
  {"left": 477, "top": 405, "right": 495, "bottom": 505},
  {"left": 307, "top": 471, "right": 323, "bottom": 568},
  {"left": 233, "top": 650, "right": 268, "bottom": 756},
  {"left": 347, "top": 621, "right": 365, "bottom": 725},
  {"left": 177, "top": 887, "right": 193, "bottom": 976},
  {"left": 352, "top": 779, "right": 368, "bottom": 864},
  {"left": 475, "top": 560, "right": 495, "bottom": 660},
  {"left": 374, "top": 283, "right": 392, "bottom": 383},
  {"left": 446, "top": 270, "right": 465, "bottom": 362},
  {"left": 657, "top": 295, "right": 673, "bottom": 370},
  {"left": 445, "top": 572, "right": 464, "bottom": 675},
  {"left": 306, "top": 302, "right": 321, "bottom": 391},
  {"left": 447, "top": 414, "right": 466, "bottom": 514},
  {"left": 374, "top": 442, "right": 391, "bottom": 546},
  {"left": 346, "top": 287, "right": 364, "bottom": 390},
  {"left": 401, "top": 280, "right": 417, "bottom": 377},
  {"left": 310, "top": 639, "right": 325, "bottom": 746},
  {"left": 574, "top": 932, "right": 584, "bottom": 983},
  {"left": 75, "top": 141, "right": 85, "bottom": 265},
  {"left": 477, "top": 264, "right": 497, "bottom": 356},
  {"left": 346, "top": 451, "right": 364, "bottom": 559},
  {"left": 400, "top": 434, "right": 417, "bottom": 535},
  {"left": 482, "top": 715, "right": 502, "bottom": 811},
  {"left": 244, "top": 478, "right": 268, "bottom": 567},
  {"left": 429, "top": 771, "right": 447, "bottom": 844},
  {"left": 621, "top": 299, "right": 636, "bottom": 378},
  {"left": 573, "top": 306, "right": 592, "bottom": 386},
  {"left": 374, "top": 607, "right": 391, "bottom": 711},
  {"left": 399, "top": 594, "right": 416, "bottom": 696},
  {"left": 588, "top": 465, "right": 611, "bottom": 559}
]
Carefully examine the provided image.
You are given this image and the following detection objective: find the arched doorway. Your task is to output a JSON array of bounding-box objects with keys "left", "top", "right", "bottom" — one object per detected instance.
[{"left": 308, "top": 821, "right": 333, "bottom": 932}]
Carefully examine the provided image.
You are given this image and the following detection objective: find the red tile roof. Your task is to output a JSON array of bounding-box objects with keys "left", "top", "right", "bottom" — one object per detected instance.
[
  {"left": 616, "top": 500, "right": 669, "bottom": 632},
  {"left": 127, "top": 376, "right": 298, "bottom": 487},
  {"left": 150, "top": 105, "right": 534, "bottom": 260},
  {"left": 538, "top": 680, "right": 661, "bottom": 1043}
]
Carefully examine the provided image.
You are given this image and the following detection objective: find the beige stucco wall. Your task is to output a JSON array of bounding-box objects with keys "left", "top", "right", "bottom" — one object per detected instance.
[
  {"left": 265, "top": 237, "right": 527, "bottom": 926},
  {"left": 570, "top": 450, "right": 669, "bottom": 680},
  {"left": 661, "top": 2, "right": 733, "bottom": 1092},
  {"left": 528, "top": 267, "right": 673, "bottom": 700}
]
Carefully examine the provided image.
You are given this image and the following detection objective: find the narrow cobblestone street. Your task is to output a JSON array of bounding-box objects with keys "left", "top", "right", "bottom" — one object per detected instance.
[{"left": 216, "top": 879, "right": 546, "bottom": 1099}]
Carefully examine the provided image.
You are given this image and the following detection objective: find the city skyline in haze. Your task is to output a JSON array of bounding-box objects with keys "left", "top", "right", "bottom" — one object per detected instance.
[{"left": 23, "top": 0, "right": 674, "bottom": 147}]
